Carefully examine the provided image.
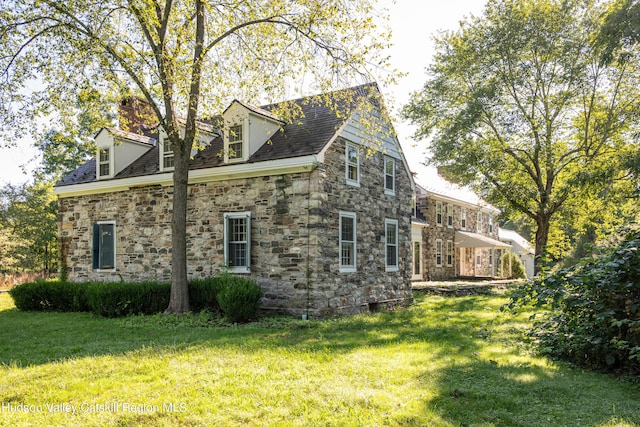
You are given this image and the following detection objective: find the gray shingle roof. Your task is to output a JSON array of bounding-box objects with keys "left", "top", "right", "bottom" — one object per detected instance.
[{"left": 57, "top": 83, "right": 378, "bottom": 187}]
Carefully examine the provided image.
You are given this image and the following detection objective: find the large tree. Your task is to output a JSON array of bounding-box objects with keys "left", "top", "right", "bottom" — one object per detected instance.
[
  {"left": 0, "top": 0, "right": 395, "bottom": 313},
  {"left": 403, "top": 0, "right": 640, "bottom": 273},
  {"left": 0, "top": 180, "right": 58, "bottom": 274}
]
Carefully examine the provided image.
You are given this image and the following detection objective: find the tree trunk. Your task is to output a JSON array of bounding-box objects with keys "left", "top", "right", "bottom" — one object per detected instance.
[
  {"left": 165, "top": 144, "right": 191, "bottom": 314},
  {"left": 533, "top": 214, "right": 551, "bottom": 275}
]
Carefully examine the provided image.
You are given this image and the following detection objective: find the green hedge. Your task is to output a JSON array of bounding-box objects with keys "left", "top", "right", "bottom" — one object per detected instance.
[
  {"left": 9, "top": 274, "right": 263, "bottom": 322},
  {"left": 84, "top": 281, "right": 171, "bottom": 318}
]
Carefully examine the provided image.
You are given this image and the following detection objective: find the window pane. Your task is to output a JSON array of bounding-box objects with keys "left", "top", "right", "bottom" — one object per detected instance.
[
  {"left": 347, "top": 146, "right": 358, "bottom": 182},
  {"left": 229, "top": 125, "right": 243, "bottom": 142},
  {"left": 386, "top": 222, "right": 398, "bottom": 268},
  {"left": 227, "top": 216, "right": 248, "bottom": 268},
  {"left": 340, "top": 214, "right": 356, "bottom": 269},
  {"left": 229, "top": 141, "right": 243, "bottom": 159},
  {"left": 341, "top": 217, "right": 354, "bottom": 242},
  {"left": 164, "top": 154, "right": 174, "bottom": 168},
  {"left": 385, "top": 174, "right": 394, "bottom": 190},
  {"left": 341, "top": 242, "right": 354, "bottom": 266},
  {"left": 387, "top": 244, "right": 397, "bottom": 266},
  {"left": 99, "top": 149, "right": 109, "bottom": 162}
]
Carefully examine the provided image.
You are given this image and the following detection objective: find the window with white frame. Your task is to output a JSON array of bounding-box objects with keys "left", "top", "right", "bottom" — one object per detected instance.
[
  {"left": 385, "top": 219, "right": 399, "bottom": 271},
  {"left": 98, "top": 148, "right": 111, "bottom": 178},
  {"left": 477, "top": 211, "right": 483, "bottom": 232},
  {"left": 489, "top": 216, "right": 494, "bottom": 233},
  {"left": 224, "top": 212, "right": 251, "bottom": 272},
  {"left": 413, "top": 241, "right": 421, "bottom": 276},
  {"left": 461, "top": 208, "right": 467, "bottom": 230},
  {"left": 228, "top": 124, "right": 244, "bottom": 160},
  {"left": 447, "top": 240, "right": 454, "bottom": 266},
  {"left": 339, "top": 212, "right": 356, "bottom": 272},
  {"left": 92, "top": 221, "right": 116, "bottom": 270},
  {"left": 384, "top": 156, "right": 395, "bottom": 195},
  {"left": 346, "top": 144, "right": 360, "bottom": 186},
  {"left": 489, "top": 248, "right": 494, "bottom": 267},
  {"left": 447, "top": 204, "right": 453, "bottom": 228},
  {"left": 436, "top": 239, "right": 443, "bottom": 267},
  {"left": 162, "top": 141, "right": 174, "bottom": 169},
  {"left": 436, "top": 201, "right": 443, "bottom": 226}
]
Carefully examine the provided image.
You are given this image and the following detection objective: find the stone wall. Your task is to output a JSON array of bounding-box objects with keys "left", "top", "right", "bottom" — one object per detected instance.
[
  {"left": 308, "top": 138, "right": 414, "bottom": 316},
  {"left": 58, "top": 137, "right": 413, "bottom": 317}
]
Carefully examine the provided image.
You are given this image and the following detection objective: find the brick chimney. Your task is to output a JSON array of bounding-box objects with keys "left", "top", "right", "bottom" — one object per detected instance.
[{"left": 118, "top": 97, "right": 158, "bottom": 137}]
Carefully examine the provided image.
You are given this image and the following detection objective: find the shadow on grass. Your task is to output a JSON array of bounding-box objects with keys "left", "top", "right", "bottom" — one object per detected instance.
[
  {"left": 415, "top": 358, "right": 640, "bottom": 427},
  {"left": 0, "top": 294, "right": 484, "bottom": 367},
  {"left": 1, "top": 293, "right": 639, "bottom": 426}
]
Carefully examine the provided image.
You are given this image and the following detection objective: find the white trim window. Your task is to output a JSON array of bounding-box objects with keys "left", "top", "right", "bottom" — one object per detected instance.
[
  {"left": 93, "top": 221, "right": 116, "bottom": 270},
  {"left": 98, "top": 148, "right": 112, "bottom": 178},
  {"left": 489, "top": 248, "right": 494, "bottom": 267},
  {"left": 224, "top": 212, "right": 251, "bottom": 273},
  {"left": 447, "top": 204, "right": 454, "bottom": 228},
  {"left": 489, "top": 216, "right": 494, "bottom": 233},
  {"left": 435, "top": 239, "right": 443, "bottom": 267},
  {"left": 345, "top": 143, "right": 360, "bottom": 186},
  {"left": 447, "top": 240, "right": 454, "bottom": 267},
  {"left": 436, "top": 201, "right": 443, "bottom": 226},
  {"left": 339, "top": 211, "right": 357, "bottom": 272},
  {"left": 477, "top": 212, "right": 483, "bottom": 233},
  {"left": 413, "top": 241, "right": 421, "bottom": 277},
  {"left": 384, "top": 156, "right": 395, "bottom": 195},
  {"left": 162, "top": 140, "right": 175, "bottom": 170},
  {"left": 385, "top": 219, "right": 399, "bottom": 271},
  {"left": 461, "top": 208, "right": 467, "bottom": 230},
  {"left": 228, "top": 124, "right": 244, "bottom": 161}
]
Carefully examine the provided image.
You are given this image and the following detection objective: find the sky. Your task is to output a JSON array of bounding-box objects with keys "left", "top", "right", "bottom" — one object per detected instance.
[{"left": 0, "top": 1, "right": 487, "bottom": 187}]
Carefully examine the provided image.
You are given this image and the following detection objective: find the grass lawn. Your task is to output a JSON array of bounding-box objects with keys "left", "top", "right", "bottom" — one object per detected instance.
[{"left": 0, "top": 291, "right": 638, "bottom": 427}]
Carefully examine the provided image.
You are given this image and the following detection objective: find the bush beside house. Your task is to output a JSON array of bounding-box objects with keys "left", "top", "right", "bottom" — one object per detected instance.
[{"left": 9, "top": 274, "right": 262, "bottom": 322}]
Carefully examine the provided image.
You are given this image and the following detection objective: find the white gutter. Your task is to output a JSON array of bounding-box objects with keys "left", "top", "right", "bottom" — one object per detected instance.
[{"left": 55, "top": 155, "right": 319, "bottom": 198}]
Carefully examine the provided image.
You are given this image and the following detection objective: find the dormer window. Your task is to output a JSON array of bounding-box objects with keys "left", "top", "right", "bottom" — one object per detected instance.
[
  {"left": 98, "top": 148, "right": 111, "bottom": 178},
  {"left": 163, "top": 141, "right": 174, "bottom": 169},
  {"left": 228, "top": 124, "right": 244, "bottom": 160}
]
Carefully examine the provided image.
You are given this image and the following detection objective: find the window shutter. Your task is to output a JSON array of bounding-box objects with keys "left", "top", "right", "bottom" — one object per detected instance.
[{"left": 92, "top": 224, "right": 100, "bottom": 269}]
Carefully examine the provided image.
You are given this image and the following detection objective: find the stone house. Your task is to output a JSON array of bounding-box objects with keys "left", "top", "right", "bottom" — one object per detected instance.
[
  {"left": 55, "top": 84, "right": 415, "bottom": 317},
  {"left": 411, "top": 177, "right": 511, "bottom": 281}
]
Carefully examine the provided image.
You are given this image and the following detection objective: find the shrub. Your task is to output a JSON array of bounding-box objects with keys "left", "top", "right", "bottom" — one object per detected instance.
[
  {"left": 9, "top": 280, "right": 90, "bottom": 312},
  {"left": 85, "top": 281, "right": 171, "bottom": 318},
  {"left": 502, "top": 251, "right": 526, "bottom": 279},
  {"left": 216, "top": 274, "right": 263, "bottom": 323},
  {"left": 509, "top": 228, "right": 640, "bottom": 374},
  {"left": 189, "top": 278, "right": 224, "bottom": 312}
]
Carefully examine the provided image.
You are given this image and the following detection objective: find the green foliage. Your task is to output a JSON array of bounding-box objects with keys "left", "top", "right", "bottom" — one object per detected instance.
[
  {"left": 0, "top": 180, "right": 58, "bottom": 273},
  {"left": 509, "top": 228, "right": 640, "bottom": 374},
  {"left": 9, "top": 280, "right": 89, "bottom": 312},
  {"left": 84, "top": 281, "right": 171, "bottom": 318},
  {"left": 403, "top": 0, "right": 640, "bottom": 272},
  {"left": 9, "top": 274, "right": 264, "bottom": 321},
  {"left": 216, "top": 274, "right": 264, "bottom": 323},
  {"left": 597, "top": 0, "right": 640, "bottom": 64},
  {"left": 188, "top": 277, "right": 225, "bottom": 313},
  {"left": 502, "top": 251, "right": 526, "bottom": 279}
]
